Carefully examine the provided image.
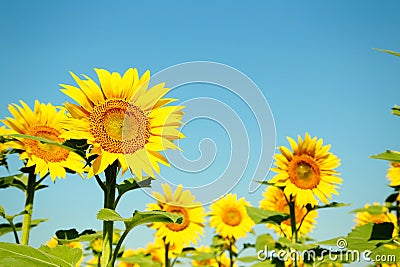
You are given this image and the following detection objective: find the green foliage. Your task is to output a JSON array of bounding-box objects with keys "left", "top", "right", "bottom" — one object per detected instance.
[
  {"left": 97, "top": 208, "right": 182, "bottom": 230},
  {"left": 371, "top": 150, "right": 400, "bottom": 162},
  {"left": 306, "top": 202, "right": 350, "bottom": 212},
  {"left": 0, "top": 173, "right": 47, "bottom": 192},
  {"left": 117, "top": 177, "right": 152, "bottom": 196},
  {"left": 255, "top": 233, "right": 276, "bottom": 252},
  {"left": 0, "top": 219, "right": 47, "bottom": 237},
  {"left": 0, "top": 242, "right": 82, "bottom": 267},
  {"left": 246, "top": 206, "right": 290, "bottom": 226},
  {"left": 55, "top": 229, "right": 99, "bottom": 244},
  {"left": 118, "top": 254, "right": 162, "bottom": 267},
  {"left": 350, "top": 205, "right": 386, "bottom": 215},
  {"left": 373, "top": 48, "right": 400, "bottom": 57},
  {"left": 392, "top": 104, "right": 400, "bottom": 116}
]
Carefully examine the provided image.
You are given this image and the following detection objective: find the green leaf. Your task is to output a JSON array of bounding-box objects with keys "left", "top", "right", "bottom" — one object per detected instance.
[
  {"left": 246, "top": 206, "right": 290, "bottom": 225},
  {"left": 351, "top": 205, "right": 385, "bottom": 215},
  {"left": 306, "top": 202, "right": 350, "bottom": 211},
  {"left": 237, "top": 256, "right": 259, "bottom": 263},
  {"left": 392, "top": 105, "right": 400, "bottom": 117},
  {"left": 117, "top": 177, "right": 152, "bottom": 196},
  {"left": 346, "top": 223, "right": 383, "bottom": 251},
  {"left": 371, "top": 150, "right": 400, "bottom": 162},
  {"left": 0, "top": 242, "right": 81, "bottom": 267},
  {"left": 0, "top": 205, "right": 5, "bottom": 218},
  {"left": 0, "top": 173, "right": 27, "bottom": 191},
  {"left": 0, "top": 219, "right": 47, "bottom": 237},
  {"left": 373, "top": 48, "right": 400, "bottom": 57},
  {"left": 119, "top": 254, "right": 161, "bottom": 267},
  {"left": 385, "top": 192, "right": 399, "bottom": 203},
  {"left": 318, "top": 236, "right": 346, "bottom": 247},
  {"left": 3, "top": 134, "right": 85, "bottom": 159},
  {"left": 97, "top": 209, "right": 124, "bottom": 221},
  {"left": 55, "top": 229, "right": 99, "bottom": 243},
  {"left": 370, "top": 244, "right": 400, "bottom": 263},
  {"left": 255, "top": 233, "right": 276, "bottom": 252},
  {"left": 277, "top": 237, "right": 318, "bottom": 251},
  {"left": 97, "top": 208, "right": 183, "bottom": 230},
  {"left": 124, "top": 210, "right": 183, "bottom": 230},
  {"left": 186, "top": 251, "right": 216, "bottom": 261}
]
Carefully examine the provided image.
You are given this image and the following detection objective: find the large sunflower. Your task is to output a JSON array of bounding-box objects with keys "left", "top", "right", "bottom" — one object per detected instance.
[
  {"left": 270, "top": 133, "right": 342, "bottom": 207},
  {"left": 2, "top": 100, "right": 85, "bottom": 180},
  {"left": 60, "top": 68, "right": 184, "bottom": 178},
  {"left": 209, "top": 194, "right": 254, "bottom": 240},
  {"left": 147, "top": 184, "right": 205, "bottom": 248},
  {"left": 260, "top": 186, "right": 318, "bottom": 239}
]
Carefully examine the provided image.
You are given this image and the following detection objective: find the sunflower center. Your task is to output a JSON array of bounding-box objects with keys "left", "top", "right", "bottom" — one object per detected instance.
[
  {"left": 25, "top": 125, "right": 69, "bottom": 163},
  {"left": 165, "top": 206, "right": 190, "bottom": 232},
  {"left": 90, "top": 99, "right": 150, "bottom": 154},
  {"left": 288, "top": 155, "right": 321, "bottom": 189},
  {"left": 222, "top": 207, "right": 242, "bottom": 226}
]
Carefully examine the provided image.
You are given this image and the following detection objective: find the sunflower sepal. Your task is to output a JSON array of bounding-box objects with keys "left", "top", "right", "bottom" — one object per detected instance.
[{"left": 246, "top": 206, "right": 290, "bottom": 226}]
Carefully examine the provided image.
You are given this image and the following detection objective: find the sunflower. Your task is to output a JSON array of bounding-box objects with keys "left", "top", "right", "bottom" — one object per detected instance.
[
  {"left": 260, "top": 186, "right": 318, "bottom": 239},
  {"left": 147, "top": 184, "right": 205, "bottom": 248},
  {"left": 269, "top": 133, "right": 342, "bottom": 207},
  {"left": 60, "top": 68, "right": 184, "bottom": 179},
  {"left": 209, "top": 193, "right": 254, "bottom": 240},
  {"left": 387, "top": 162, "right": 400, "bottom": 187},
  {"left": 354, "top": 203, "right": 398, "bottom": 237},
  {"left": 2, "top": 100, "right": 85, "bottom": 181}
]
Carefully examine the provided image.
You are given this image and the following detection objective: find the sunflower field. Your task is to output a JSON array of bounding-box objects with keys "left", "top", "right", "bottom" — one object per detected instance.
[{"left": 0, "top": 47, "right": 399, "bottom": 267}]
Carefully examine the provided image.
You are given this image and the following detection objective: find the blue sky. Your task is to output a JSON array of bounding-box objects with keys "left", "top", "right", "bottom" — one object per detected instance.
[{"left": 0, "top": 0, "right": 400, "bottom": 264}]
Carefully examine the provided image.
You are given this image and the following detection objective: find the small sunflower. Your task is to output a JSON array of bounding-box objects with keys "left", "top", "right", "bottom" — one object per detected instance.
[
  {"left": 260, "top": 186, "right": 318, "bottom": 239},
  {"left": 387, "top": 162, "right": 400, "bottom": 187},
  {"left": 209, "top": 193, "right": 254, "bottom": 240},
  {"left": 2, "top": 100, "right": 85, "bottom": 181},
  {"left": 147, "top": 184, "right": 205, "bottom": 248},
  {"left": 354, "top": 203, "right": 398, "bottom": 238},
  {"left": 60, "top": 68, "right": 184, "bottom": 179},
  {"left": 270, "top": 133, "right": 342, "bottom": 207}
]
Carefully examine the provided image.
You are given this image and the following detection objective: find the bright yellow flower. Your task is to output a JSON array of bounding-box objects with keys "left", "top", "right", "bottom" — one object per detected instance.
[
  {"left": 209, "top": 193, "right": 254, "bottom": 240},
  {"left": 270, "top": 133, "right": 342, "bottom": 207},
  {"left": 147, "top": 184, "right": 205, "bottom": 248},
  {"left": 260, "top": 186, "right": 318, "bottom": 239},
  {"left": 60, "top": 68, "right": 184, "bottom": 178},
  {"left": 354, "top": 203, "right": 398, "bottom": 237},
  {"left": 86, "top": 256, "right": 102, "bottom": 267},
  {"left": 387, "top": 161, "right": 400, "bottom": 188},
  {"left": 2, "top": 100, "right": 85, "bottom": 181}
]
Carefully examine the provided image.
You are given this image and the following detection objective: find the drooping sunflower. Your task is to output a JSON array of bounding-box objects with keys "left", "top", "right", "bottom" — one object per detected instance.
[
  {"left": 2, "top": 100, "right": 85, "bottom": 180},
  {"left": 209, "top": 193, "right": 254, "bottom": 240},
  {"left": 269, "top": 133, "right": 342, "bottom": 207},
  {"left": 60, "top": 68, "right": 184, "bottom": 178},
  {"left": 260, "top": 186, "right": 318, "bottom": 239},
  {"left": 354, "top": 203, "right": 398, "bottom": 237},
  {"left": 147, "top": 184, "right": 205, "bottom": 248},
  {"left": 387, "top": 162, "right": 400, "bottom": 187}
]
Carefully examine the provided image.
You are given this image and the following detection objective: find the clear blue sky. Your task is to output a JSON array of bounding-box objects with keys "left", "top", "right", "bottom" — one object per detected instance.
[{"left": 0, "top": 0, "right": 400, "bottom": 264}]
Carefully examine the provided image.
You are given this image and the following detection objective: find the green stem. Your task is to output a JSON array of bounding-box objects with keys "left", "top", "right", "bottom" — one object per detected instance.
[
  {"left": 288, "top": 198, "right": 298, "bottom": 267},
  {"left": 229, "top": 237, "right": 234, "bottom": 267},
  {"left": 110, "top": 229, "right": 130, "bottom": 266},
  {"left": 165, "top": 241, "right": 170, "bottom": 267},
  {"left": 21, "top": 169, "right": 36, "bottom": 245},
  {"left": 102, "top": 161, "right": 118, "bottom": 267},
  {"left": 6, "top": 218, "right": 20, "bottom": 244}
]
